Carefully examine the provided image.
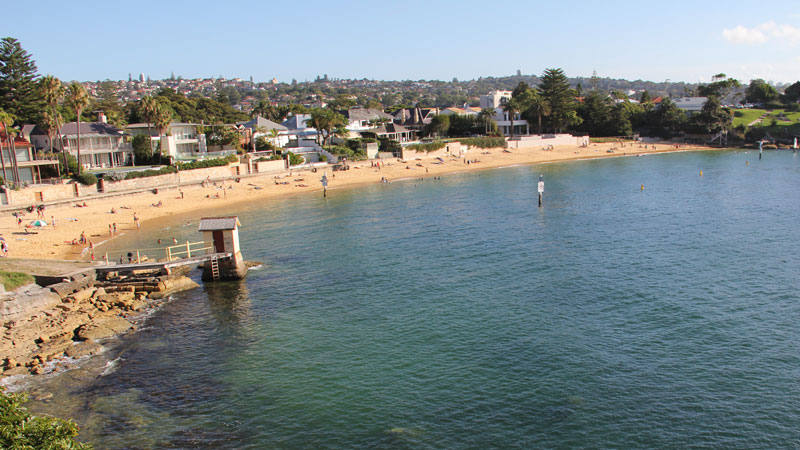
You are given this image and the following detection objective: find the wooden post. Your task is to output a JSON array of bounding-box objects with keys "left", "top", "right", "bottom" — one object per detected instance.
[
  {"left": 186, "top": 241, "right": 191, "bottom": 258},
  {"left": 136, "top": 250, "right": 140, "bottom": 264},
  {"left": 166, "top": 246, "right": 171, "bottom": 261}
]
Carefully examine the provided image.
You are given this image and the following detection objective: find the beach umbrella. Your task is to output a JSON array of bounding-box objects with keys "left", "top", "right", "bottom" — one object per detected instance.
[{"left": 30, "top": 220, "right": 48, "bottom": 227}]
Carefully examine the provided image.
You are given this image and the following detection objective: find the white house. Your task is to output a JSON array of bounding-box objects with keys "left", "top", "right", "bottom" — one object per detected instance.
[
  {"left": 672, "top": 97, "right": 707, "bottom": 115},
  {"left": 126, "top": 122, "right": 207, "bottom": 161},
  {"left": 56, "top": 120, "right": 131, "bottom": 169},
  {"left": 238, "top": 116, "right": 290, "bottom": 148},
  {"left": 480, "top": 90, "right": 512, "bottom": 109},
  {"left": 342, "top": 108, "right": 394, "bottom": 132}
]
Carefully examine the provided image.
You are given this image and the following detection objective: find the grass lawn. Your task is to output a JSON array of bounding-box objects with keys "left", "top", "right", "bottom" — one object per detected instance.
[
  {"left": 0, "top": 270, "right": 35, "bottom": 291},
  {"left": 734, "top": 109, "right": 800, "bottom": 128}
]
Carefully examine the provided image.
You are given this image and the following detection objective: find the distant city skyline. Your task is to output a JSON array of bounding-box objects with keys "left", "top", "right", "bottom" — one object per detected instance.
[{"left": 6, "top": 0, "right": 800, "bottom": 85}]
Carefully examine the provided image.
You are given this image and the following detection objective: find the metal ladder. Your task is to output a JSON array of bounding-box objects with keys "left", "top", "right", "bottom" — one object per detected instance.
[{"left": 211, "top": 256, "right": 220, "bottom": 281}]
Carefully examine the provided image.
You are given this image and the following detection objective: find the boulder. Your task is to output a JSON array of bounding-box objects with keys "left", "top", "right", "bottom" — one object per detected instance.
[
  {"left": 0, "top": 285, "right": 61, "bottom": 321},
  {"left": 2, "top": 366, "right": 29, "bottom": 376},
  {"left": 71, "top": 288, "right": 96, "bottom": 303},
  {"left": 65, "top": 340, "right": 103, "bottom": 358},
  {"left": 75, "top": 316, "right": 134, "bottom": 341}
]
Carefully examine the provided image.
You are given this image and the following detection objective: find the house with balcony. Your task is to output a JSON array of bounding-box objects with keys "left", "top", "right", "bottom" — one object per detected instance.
[
  {"left": 392, "top": 107, "right": 439, "bottom": 133},
  {"left": 56, "top": 120, "right": 131, "bottom": 169},
  {"left": 0, "top": 123, "right": 60, "bottom": 184},
  {"left": 672, "top": 97, "right": 707, "bottom": 115},
  {"left": 237, "top": 116, "right": 289, "bottom": 149},
  {"left": 342, "top": 108, "right": 394, "bottom": 132},
  {"left": 126, "top": 122, "right": 207, "bottom": 161}
]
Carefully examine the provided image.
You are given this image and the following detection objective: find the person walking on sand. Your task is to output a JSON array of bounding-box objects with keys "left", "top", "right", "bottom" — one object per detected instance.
[
  {"left": 51, "top": 216, "right": 55, "bottom": 229},
  {"left": 113, "top": 223, "right": 117, "bottom": 234}
]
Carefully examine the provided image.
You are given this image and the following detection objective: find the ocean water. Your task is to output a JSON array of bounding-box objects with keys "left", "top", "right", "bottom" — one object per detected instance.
[{"left": 24, "top": 150, "right": 800, "bottom": 448}]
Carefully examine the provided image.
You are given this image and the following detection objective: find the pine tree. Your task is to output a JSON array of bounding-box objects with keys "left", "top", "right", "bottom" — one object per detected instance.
[
  {"left": 0, "top": 37, "right": 41, "bottom": 124},
  {"left": 539, "top": 68, "right": 580, "bottom": 133}
]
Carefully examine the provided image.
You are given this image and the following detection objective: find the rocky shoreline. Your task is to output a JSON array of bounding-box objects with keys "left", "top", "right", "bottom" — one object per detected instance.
[{"left": 1, "top": 268, "right": 199, "bottom": 378}]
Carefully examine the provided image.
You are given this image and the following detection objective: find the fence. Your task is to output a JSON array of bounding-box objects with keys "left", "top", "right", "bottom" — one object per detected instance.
[{"left": 99, "top": 240, "right": 213, "bottom": 265}]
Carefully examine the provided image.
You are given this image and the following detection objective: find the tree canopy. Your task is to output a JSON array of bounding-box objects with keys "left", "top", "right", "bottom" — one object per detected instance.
[
  {"left": 745, "top": 79, "right": 779, "bottom": 104},
  {"left": 538, "top": 68, "right": 581, "bottom": 132},
  {"left": 0, "top": 37, "right": 41, "bottom": 124}
]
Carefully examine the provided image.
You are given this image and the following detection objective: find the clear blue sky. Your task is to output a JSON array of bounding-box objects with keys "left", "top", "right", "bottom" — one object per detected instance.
[{"left": 6, "top": 0, "right": 800, "bottom": 84}]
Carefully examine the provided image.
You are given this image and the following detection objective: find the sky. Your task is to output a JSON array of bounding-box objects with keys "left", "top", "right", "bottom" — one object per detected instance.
[{"left": 5, "top": 0, "right": 800, "bottom": 85}]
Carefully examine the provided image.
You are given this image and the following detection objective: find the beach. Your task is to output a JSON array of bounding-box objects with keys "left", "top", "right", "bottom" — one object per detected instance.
[{"left": 1, "top": 141, "right": 713, "bottom": 261}]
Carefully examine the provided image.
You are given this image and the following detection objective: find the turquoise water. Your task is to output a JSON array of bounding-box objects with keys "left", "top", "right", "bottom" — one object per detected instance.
[{"left": 30, "top": 150, "right": 800, "bottom": 448}]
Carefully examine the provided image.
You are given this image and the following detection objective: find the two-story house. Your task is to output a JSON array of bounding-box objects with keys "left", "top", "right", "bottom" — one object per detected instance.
[
  {"left": 126, "top": 122, "right": 207, "bottom": 161},
  {"left": 56, "top": 117, "right": 131, "bottom": 169},
  {"left": 0, "top": 123, "right": 61, "bottom": 184}
]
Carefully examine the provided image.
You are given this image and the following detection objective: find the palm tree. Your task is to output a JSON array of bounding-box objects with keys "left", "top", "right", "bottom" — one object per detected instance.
[
  {"left": 501, "top": 97, "right": 519, "bottom": 140},
  {"left": 269, "top": 128, "right": 281, "bottom": 149},
  {"left": 0, "top": 110, "right": 14, "bottom": 184},
  {"left": 251, "top": 125, "right": 267, "bottom": 152},
  {"left": 528, "top": 95, "right": 551, "bottom": 135},
  {"left": 39, "top": 76, "right": 68, "bottom": 174},
  {"left": 153, "top": 104, "right": 172, "bottom": 163},
  {"left": 479, "top": 108, "right": 495, "bottom": 134},
  {"left": 65, "top": 83, "right": 89, "bottom": 174},
  {"left": 139, "top": 96, "right": 158, "bottom": 152},
  {"left": 42, "top": 110, "right": 63, "bottom": 173}
]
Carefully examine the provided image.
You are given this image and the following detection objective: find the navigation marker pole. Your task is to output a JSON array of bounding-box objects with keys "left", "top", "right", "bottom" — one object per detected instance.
[
  {"left": 759, "top": 140, "right": 763, "bottom": 160},
  {"left": 537, "top": 175, "right": 544, "bottom": 207}
]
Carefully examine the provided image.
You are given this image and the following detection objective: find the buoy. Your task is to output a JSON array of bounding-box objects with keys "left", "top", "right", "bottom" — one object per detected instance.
[
  {"left": 640, "top": 184, "right": 644, "bottom": 191},
  {"left": 700, "top": 170, "right": 703, "bottom": 176}
]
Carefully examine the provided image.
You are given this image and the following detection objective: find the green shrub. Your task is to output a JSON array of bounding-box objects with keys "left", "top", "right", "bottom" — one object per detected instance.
[
  {"left": 407, "top": 141, "right": 446, "bottom": 152},
  {"left": 287, "top": 152, "right": 305, "bottom": 166},
  {"left": 379, "top": 138, "right": 401, "bottom": 154},
  {"left": 124, "top": 165, "right": 178, "bottom": 180},
  {"left": 174, "top": 155, "right": 237, "bottom": 171},
  {"left": 132, "top": 134, "right": 153, "bottom": 165},
  {"left": 75, "top": 172, "right": 98, "bottom": 186},
  {"left": 318, "top": 153, "right": 328, "bottom": 162},
  {"left": 0, "top": 389, "right": 92, "bottom": 449},
  {"left": 457, "top": 137, "right": 507, "bottom": 149}
]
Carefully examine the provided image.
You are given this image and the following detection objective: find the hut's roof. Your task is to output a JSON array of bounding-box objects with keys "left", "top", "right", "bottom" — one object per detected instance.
[{"left": 198, "top": 217, "right": 241, "bottom": 231}]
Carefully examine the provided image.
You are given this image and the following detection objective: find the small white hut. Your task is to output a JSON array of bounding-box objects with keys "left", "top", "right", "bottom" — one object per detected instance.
[{"left": 198, "top": 216, "right": 246, "bottom": 280}]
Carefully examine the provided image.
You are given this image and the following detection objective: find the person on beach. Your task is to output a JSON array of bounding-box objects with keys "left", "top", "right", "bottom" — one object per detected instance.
[
  {"left": 113, "top": 223, "right": 117, "bottom": 234},
  {"left": 172, "top": 237, "right": 178, "bottom": 244},
  {"left": 51, "top": 216, "right": 55, "bottom": 229},
  {"left": 79, "top": 231, "right": 86, "bottom": 244},
  {"left": 1, "top": 239, "right": 8, "bottom": 257},
  {"left": 109, "top": 224, "right": 113, "bottom": 236}
]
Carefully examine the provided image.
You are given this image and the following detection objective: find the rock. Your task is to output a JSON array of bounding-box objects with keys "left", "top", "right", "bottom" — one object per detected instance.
[
  {"left": 91, "top": 287, "right": 106, "bottom": 299},
  {"left": 71, "top": 288, "right": 96, "bottom": 303},
  {"left": 75, "top": 316, "right": 134, "bottom": 341},
  {"left": 32, "top": 391, "right": 53, "bottom": 401},
  {"left": 65, "top": 340, "right": 103, "bottom": 358},
  {"left": 3, "top": 357, "right": 17, "bottom": 368},
  {"left": 2, "top": 366, "right": 29, "bottom": 376},
  {"left": 0, "top": 285, "right": 61, "bottom": 321},
  {"left": 31, "top": 365, "right": 43, "bottom": 375}
]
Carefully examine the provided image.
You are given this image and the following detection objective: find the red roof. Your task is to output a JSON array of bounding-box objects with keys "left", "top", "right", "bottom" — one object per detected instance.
[
  {"left": 0, "top": 122, "right": 32, "bottom": 147},
  {"left": 651, "top": 96, "right": 664, "bottom": 104}
]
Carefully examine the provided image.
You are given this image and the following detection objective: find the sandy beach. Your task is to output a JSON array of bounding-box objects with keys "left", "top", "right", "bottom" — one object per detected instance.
[{"left": 0, "top": 141, "right": 715, "bottom": 261}]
